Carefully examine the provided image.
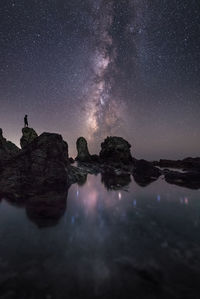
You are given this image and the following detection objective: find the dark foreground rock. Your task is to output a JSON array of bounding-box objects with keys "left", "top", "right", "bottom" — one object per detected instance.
[
  {"left": 68, "top": 165, "right": 88, "bottom": 185},
  {"left": 0, "top": 132, "right": 69, "bottom": 199},
  {"left": 133, "top": 159, "right": 161, "bottom": 186},
  {"left": 165, "top": 170, "right": 200, "bottom": 189},
  {"left": 0, "top": 128, "right": 20, "bottom": 162},
  {"left": 100, "top": 136, "right": 133, "bottom": 164},
  {"left": 20, "top": 127, "right": 38, "bottom": 149},
  {"left": 0, "top": 132, "right": 70, "bottom": 227}
]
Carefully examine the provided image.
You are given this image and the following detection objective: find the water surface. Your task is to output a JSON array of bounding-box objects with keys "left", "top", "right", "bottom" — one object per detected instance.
[{"left": 0, "top": 174, "right": 200, "bottom": 299}]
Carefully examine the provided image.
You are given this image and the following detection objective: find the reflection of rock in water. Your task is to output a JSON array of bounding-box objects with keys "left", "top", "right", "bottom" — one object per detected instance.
[
  {"left": 132, "top": 160, "right": 161, "bottom": 187},
  {"left": 26, "top": 191, "right": 68, "bottom": 228},
  {"left": 2, "top": 190, "right": 68, "bottom": 228},
  {"left": 101, "top": 169, "right": 131, "bottom": 190},
  {"left": 165, "top": 170, "right": 200, "bottom": 189},
  {"left": 77, "top": 173, "right": 87, "bottom": 186}
]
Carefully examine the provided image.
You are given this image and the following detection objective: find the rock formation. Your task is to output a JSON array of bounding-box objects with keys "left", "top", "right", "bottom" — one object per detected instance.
[
  {"left": 20, "top": 127, "right": 38, "bottom": 149},
  {"left": 0, "top": 132, "right": 69, "bottom": 199},
  {"left": 99, "top": 136, "right": 132, "bottom": 164},
  {"left": 0, "top": 128, "right": 20, "bottom": 162},
  {"left": 0, "top": 124, "right": 199, "bottom": 229},
  {"left": 75, "top": 137, "right": 91, "bottom": 162}
]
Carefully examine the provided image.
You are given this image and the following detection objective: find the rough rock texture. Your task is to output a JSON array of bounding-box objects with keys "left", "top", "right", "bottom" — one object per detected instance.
[
  {"left": 0, "top": 128, "right": 20, "bottom": 162},
  {"left": 20, "top": 127, "right": 38, "bottom": 149},
  {"left": 75, "top": 137, "right": 91, "bottom": 162},
  {"left": 165, "top": 170, "right": 200, "bottom": 189},
  {"left": 0, "top": 132, "right": 69, "bottom": 199},
  {"left": 154, "top": 157, "right": 200, "bottom": 171},
  {"left": 68, "top": 165, "right": 88, "bottom": 185},
  {"left": 133, "top": 159, "right": 161, "bottom": 186},
  {"left": 99, "top": 136, "right": 132, "bottom": 164}
]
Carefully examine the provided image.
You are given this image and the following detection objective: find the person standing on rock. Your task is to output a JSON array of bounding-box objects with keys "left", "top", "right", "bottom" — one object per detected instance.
[{"left": 24, "top": 115, "right": 28, "bottom": 127}]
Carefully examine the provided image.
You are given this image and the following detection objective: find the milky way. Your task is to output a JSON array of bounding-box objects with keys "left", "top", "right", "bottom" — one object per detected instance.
[
  {"left": 0, "top": 0, "right": 200, "bottom": 159},
  {"left": 85, "top": 1, "right": 126, "bottom": 142}
]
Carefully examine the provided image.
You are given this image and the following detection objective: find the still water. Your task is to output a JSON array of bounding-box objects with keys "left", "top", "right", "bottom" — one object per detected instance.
[{"left": 0, "top": 174, "right": 200, "bottom": 299}]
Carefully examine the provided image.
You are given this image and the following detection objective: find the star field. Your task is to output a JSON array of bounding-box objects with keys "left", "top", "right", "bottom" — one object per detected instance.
[{"left": 0, "top": 0, "right": 200, "bottom": 159}]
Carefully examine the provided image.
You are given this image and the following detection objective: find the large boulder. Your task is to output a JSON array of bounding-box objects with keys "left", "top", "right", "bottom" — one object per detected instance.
[
  {"left": 75, "top": 137, "right": 91, "bottom": 162},
  {"left": 0, "top": 132, "right": 69, "bottom": 199},
  {"left": 0, "top": 128, "right": 20, "bottom": 162},
  {"left": 99, "top": 136, "right": 132, "bottom": 164},
  {"left": 20, "top": 127, "right": 38, "bottom": 149}
]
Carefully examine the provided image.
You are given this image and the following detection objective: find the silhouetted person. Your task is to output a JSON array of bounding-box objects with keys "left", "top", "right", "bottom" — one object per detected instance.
[{"left": 24, "top": 114, "right": 28, "bottom": 127}]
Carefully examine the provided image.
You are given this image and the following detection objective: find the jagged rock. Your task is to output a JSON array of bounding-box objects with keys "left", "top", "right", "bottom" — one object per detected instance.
[
  {"left": 133, "top": 159, "right": 161, "bottom": 186},
  {"left": 165, "top": 170, "right": 200, "bottom": 189},
  {"left": 0, "top": 128, "right": 20, "bottom": 162},
  {"left": 99, "top": 136, "right": 132, "bottom": 164},
  {"left": 75, "top": 137, "right": 91, "bottom": 162},
  {"left": 0, "top": 132, "right": 69, "bottom": 199},
  {"left": 20, "top": 127, "right": 38, "bottom": 149}
]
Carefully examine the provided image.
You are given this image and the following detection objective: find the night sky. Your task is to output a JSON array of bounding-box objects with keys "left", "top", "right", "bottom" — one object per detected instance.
[{"left": 0, "top": 0, "right": 200, "bottom": 159}]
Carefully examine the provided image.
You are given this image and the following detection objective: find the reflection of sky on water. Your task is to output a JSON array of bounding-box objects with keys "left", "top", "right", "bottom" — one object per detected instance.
[
  {"left": 68, "top": 174, "right": 199, "bottom": 226},
  {"left": 0, "top": 175, "right": 200, "bottom": 298}
]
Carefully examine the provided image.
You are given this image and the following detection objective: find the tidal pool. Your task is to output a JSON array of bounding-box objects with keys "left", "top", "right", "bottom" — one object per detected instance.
[{"left": 0, "top": 174, "right": 200, "bottom": 299}]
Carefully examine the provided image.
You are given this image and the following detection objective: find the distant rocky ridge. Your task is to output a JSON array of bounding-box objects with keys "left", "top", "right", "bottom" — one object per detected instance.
[{"left": 0, "top": 126, "right": 199, "bottom": 226}]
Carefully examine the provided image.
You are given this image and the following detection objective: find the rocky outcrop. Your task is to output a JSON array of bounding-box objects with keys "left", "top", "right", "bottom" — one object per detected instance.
[
  {"left": 165, "top": 170, "right": 200, "bottom": 189},
  {"left": 154, "top": 157, "right": 200, "bottom": 171},
  {"left": 75, "top": 137, "right": 91, "bottom": 162},
  {"left": 68, "top": 165, "right": 88, "bottom": 185},
  {"left": 0, "top": 128, "right": 20, "bottom": 162},
  {"left": 20, "top": 127, "right": 38, "bottom": 149},
  {"left": 0, "top": 132, "right": 69, "bottom": 199},
  {"left": 132, "top": 159, "right": 161, "bottom": 186},
  {"left": 99, "top": 136, "right": 132, "bottom": 164}
]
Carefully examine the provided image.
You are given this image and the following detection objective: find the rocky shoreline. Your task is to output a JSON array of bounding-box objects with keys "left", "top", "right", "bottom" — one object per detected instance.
[{"left": 0, "top": 127, "right": 199, "bottom": 226}]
